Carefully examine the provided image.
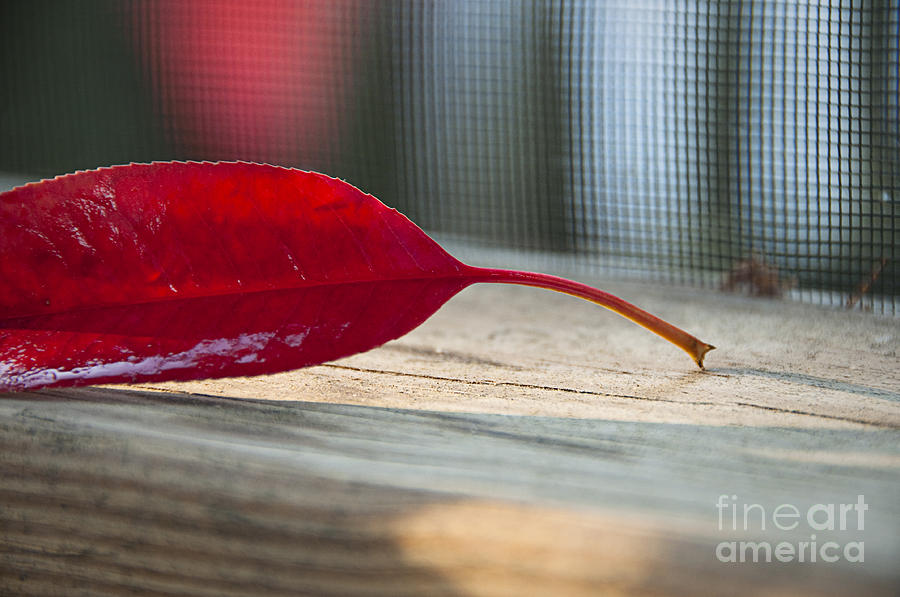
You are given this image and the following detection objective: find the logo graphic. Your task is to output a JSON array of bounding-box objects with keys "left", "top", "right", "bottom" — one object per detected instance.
[{"left": 714, "top": 494, "right": 867, "bottom": 563}]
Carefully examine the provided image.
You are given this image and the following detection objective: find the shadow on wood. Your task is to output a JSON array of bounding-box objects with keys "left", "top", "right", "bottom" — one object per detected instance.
[{"left": 2, "top": 386, "right": 898, "bottom": 596}]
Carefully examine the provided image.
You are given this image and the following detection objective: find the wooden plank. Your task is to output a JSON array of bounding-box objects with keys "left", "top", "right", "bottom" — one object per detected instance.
[
  {"left": 142, "top": 279, "right": 900, "bottom": 429},
  {"left": 2, "top": 279, "right": 899, "bottom": 595}
]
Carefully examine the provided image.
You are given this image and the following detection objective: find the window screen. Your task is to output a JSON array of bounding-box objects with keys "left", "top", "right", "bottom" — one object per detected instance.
[{"left": 1, "top": 0, "right": 896, "bottom": 314}]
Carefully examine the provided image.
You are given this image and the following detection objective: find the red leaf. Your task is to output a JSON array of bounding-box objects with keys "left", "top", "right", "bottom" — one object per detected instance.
[{"left": 0, "top": 162, "right": 713, "bottom": 392}]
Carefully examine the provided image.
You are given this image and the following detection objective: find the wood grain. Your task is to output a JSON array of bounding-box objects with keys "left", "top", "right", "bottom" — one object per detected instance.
[{"left": 2, "top": 278, "right": 899, "bottom": 596}]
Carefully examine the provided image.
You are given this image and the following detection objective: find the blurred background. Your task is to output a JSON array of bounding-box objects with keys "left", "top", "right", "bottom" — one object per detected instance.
[{"left": 1, "top": 0, "right": 897, "bottom": 314}]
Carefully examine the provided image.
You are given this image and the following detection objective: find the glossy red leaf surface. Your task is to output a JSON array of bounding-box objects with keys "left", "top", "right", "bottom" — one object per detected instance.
[{"left": 0, "top": 162, "right": 713, "bottom": 392}]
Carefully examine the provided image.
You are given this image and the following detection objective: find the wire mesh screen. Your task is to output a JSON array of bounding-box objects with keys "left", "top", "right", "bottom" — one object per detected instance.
[{"left": 1, "top": 1, "right": 897, "bottom": 314}]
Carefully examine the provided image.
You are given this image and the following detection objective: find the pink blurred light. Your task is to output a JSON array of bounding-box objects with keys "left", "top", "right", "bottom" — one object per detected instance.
[{"left": 127, "top": 0, "right": 368, "bottom": 165}]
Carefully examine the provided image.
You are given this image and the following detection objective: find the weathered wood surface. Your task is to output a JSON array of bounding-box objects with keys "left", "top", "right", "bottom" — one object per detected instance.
[{"left": 2, "top": 277, "right": 899, "bottom": 596}]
